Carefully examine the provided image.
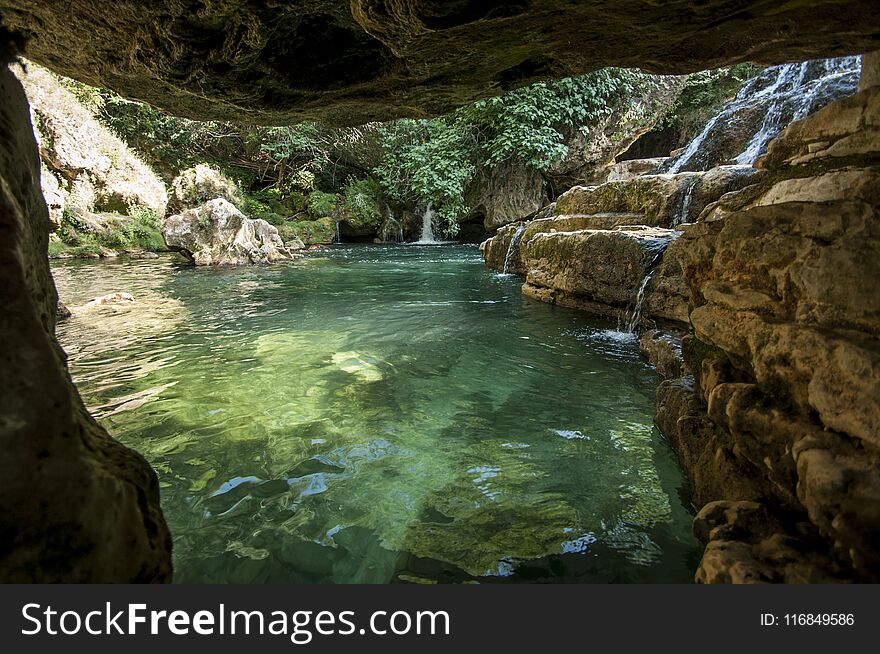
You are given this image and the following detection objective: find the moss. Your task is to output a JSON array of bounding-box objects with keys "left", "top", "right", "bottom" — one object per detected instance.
[
  {"left": 307, "top": 190, "right": 338, "bottom": 218},
  {"left": 278, "top": 217, "right": 336, "bottom": 245},
  {"left": 49, "top": 209, "right": 166, "bottom": 258},
  {"left": 681, "top": 335, "right": 727, "bottom": 375}
]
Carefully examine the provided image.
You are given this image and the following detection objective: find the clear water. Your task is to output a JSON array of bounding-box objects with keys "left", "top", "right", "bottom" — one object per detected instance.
[{"left": 53, "top": 245, "right": 701, "bottom": 583}]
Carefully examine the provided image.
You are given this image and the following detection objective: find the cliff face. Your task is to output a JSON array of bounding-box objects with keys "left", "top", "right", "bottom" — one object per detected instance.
[
  {"left": 1, "top": 1, "right": 879, "bottom": 125},
  {"left": 660, "top": 68, "right": 880, "bottom": 582},
  {"left": 480, "top": 55, "right": 880, "bottom": 581}
]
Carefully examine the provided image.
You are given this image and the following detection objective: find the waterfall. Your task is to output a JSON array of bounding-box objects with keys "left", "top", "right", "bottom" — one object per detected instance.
[
  {"left": 665, "top": 56, "right": 861, "bottom": 173},
  {"left": 335, "top": 220, "right": 341, "bottom": 244},
  {"left": 673, "top": 177, "right": 699, "bottom": 226},
  {"left": 623, "top": 240, "right": 670, "bottom": 333},
  {"left": 381, "top": 212, "right": 404, "bottom": 243},
  {"left": 502, "top": 225, "right": 528, "bottom": 274},
  {"left": 413, "top": 204, "right": 439, "bottom": 244}
]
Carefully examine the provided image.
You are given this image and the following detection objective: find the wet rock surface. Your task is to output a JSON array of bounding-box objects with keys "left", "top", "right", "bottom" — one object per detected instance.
[
  {"left": 2, "top": 1, "right": 878, "bottom": 125},
  {"left": 164, "top": 198, "right": 302, "bottom": 266},
  {"left": 660, "top": 78, "right": 880, "bottom": 582}
]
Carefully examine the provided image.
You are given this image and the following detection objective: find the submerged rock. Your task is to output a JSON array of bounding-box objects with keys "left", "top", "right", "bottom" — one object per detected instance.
[{"left": 163, "top": 198, "right": 302, "bottom": 265}]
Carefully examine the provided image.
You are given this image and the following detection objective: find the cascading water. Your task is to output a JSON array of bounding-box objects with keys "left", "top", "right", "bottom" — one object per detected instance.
[
  {"left": 502, "top": 224, "right": 528, "bottom": 274},
  {"left": 623, "top": 239, "right": 672, "bottom": 333},
  {"left": 664, "top": 56, "right": 861, "bottom": 173},
  {"left": 381, "top": 212, "right": 404, "bottom": 243},
  {"left": 673, "top": 177, "right": 699, "bottom": 226},
  {"left": 335, "top": 220, "right": 341, "bottom": 244},
  {"left": 411, "top": 204, "right": 442, "bottom": 245}
]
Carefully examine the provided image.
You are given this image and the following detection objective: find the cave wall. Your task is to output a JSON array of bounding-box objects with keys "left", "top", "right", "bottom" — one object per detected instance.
[{"left": 0, "top": 57, "right": 171, "bottom": 582}]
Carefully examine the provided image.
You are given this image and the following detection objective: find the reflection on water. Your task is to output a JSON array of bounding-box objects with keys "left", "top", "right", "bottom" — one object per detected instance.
[{"left": 53, "top": 245, "right": 701, "bottom": 583}]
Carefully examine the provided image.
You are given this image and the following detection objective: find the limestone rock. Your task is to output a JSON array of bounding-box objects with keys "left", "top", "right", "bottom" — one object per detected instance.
[
  {"left": 170, "top": 164, "right": 241, "bottom": 213},
  {"left": 521, "top": 227, "right": 674, "bottom": 319},
  {"left": 606, "top": 158, "right": 668, "bottom": 182},
  {"left": 694, "top": 501, "right": 845, "bottom": 583},
  {"left": 40, "top": 165, "right": 64, "bottom": 227},
  {"left": 163, "top": 198, "right": 300, "bottom": 265},
  {"left": 658, "top": 82, "right": 880, "bottom": 582},
  {"left": 553, "top": 175, "right": 702, "bottom": 227},
  {"left": 466, "top": 159, "right": 546, "bottom": 232},
  {"left": 0, "top": 65, "right": 171, "bottom": 582},
  {"left": 13, "top": 61, "right": 168, "bottom": 217},
  {"left": 3, "top": 1, "right": 879, "bottom": 125},
  {"left": 639, "top": 330, "right": 686, "bottom": 378}
]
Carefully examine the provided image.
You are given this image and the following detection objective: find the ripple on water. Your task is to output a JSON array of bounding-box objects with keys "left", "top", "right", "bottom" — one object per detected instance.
[{"left": 53, "top": 247, "right": 700, "bottom": 583}]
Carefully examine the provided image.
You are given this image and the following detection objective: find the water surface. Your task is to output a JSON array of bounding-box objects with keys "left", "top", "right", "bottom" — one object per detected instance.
[{"left": 53, "top": 245, "right": 701, "bottom": 583}]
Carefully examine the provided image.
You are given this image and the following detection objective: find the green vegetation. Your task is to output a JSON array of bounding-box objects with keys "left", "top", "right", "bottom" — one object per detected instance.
[
  {"left": 49, "top": 205, "right": 165, "bottom": 258},
  {"left": 373, "top": 69, "right": 660, "bottom": 232},
  {"left": 60, "top": 64, "right": 756, "bottom": 239},
  {"left": 653, "top": 63, "right": 762, "bottom": 146}
]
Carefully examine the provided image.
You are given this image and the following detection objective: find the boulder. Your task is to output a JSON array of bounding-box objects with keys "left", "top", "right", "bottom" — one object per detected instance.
[
  {"left": 170, "top": 164, "right": 241, "bottom": 212},
  {"left": 163, "top": 198, "right": 301, "bottom": 265},
  {"left": 521, "top": 226, "right": 675, "bottom": 320}
]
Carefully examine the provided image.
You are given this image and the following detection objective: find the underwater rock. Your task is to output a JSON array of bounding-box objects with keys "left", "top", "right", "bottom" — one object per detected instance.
[
  {"left": 163, "top": 198, "right": 301, "bottom": 265},
  {"left": 331, "top": 352, "right": 385, "bottom": 382}
]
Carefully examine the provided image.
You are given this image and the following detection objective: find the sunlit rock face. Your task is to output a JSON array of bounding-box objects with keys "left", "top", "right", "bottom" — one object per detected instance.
[
  {"left": 163, "top": 199, "right": 302, "bottom": 265},
  {"left": 1, "top": 1, "right": 878, "bottom": 125},
  {"left": 0, "top": 61, "right": 171, "bottom": 583},
  {"left": 658, "top": 64, "right": 880, "bottom": 582}
]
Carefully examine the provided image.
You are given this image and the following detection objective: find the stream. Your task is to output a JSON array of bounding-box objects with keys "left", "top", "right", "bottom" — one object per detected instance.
[{"left": 53, "top": 245, "right": 701, "bottom": 583}]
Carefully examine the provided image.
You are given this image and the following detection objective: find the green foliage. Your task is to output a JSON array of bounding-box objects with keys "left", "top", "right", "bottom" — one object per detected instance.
[
  {"left": 50, "top": 208, "right": 165, "bottom": 258},
  {"left": 374, "top": 68, "right": 660, "bottom": 233},
  {"left": 654, "top": 63, "right": 762, "bottom": 144},
  {"left": 307, "top": 190, "right": 338, "bottom": 218},
  {"left": 276, "top": 217, "right": 336, "bottom": 246},
  {"left": 341, "top": 177, "right": 381, "bottom": 229}
]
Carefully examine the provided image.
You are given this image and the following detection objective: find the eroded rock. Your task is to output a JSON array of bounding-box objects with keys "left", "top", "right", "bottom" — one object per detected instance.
[
  {"left": 2, "top": 1, "right": 878, "bottom": 125},
  {"left": 163, "top": 198, "right": 301, "bottom": 265}
]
